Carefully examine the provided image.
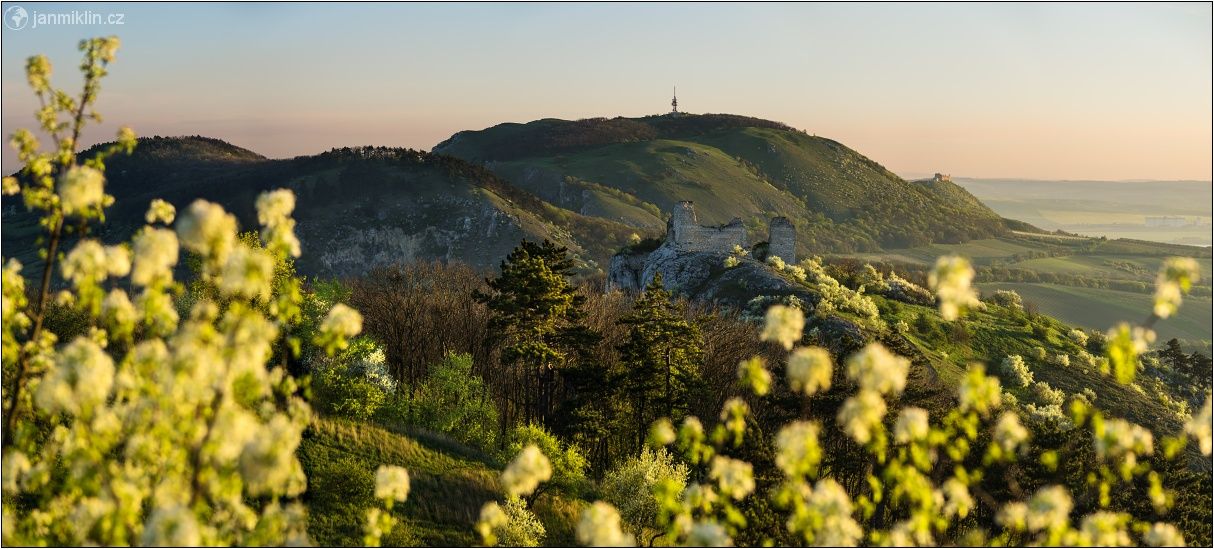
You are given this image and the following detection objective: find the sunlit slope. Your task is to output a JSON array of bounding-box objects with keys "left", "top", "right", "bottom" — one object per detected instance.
[
  {"left": 436, "top": 115, "right": 1012, "bottom": 253},
  {"left": 979, "top": 283, "right": 1213, "bottom": 344},
  {"left": 301, "top": 418, "right": 585, "bottom": 547}
]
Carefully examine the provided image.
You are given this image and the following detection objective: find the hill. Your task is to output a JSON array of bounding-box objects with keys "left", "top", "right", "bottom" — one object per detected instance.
[
  {"left": 435, "top": 114, "right": 1014, "bottom": 253},
  {"left": 2, "top": 138, "right": 634, "bottom": 277}
]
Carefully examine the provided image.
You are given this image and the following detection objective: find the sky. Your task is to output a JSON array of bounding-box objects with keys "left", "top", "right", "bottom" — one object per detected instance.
[{"left": 1, "top": 2, "right": 1211, "bottom": 180}]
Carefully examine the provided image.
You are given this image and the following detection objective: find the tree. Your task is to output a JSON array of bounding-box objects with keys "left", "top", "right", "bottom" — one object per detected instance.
[
  {"left": 475, "top": 240, "right": 596, "bottom": 430},
  {"left": 618, "top": 274, "right": 704, "bottom": 450},
  {"left": 406, "top": 352, "right": 499, "bottom": 451}
]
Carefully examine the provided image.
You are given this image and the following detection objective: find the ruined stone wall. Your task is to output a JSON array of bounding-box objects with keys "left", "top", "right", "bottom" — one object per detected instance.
[
  {"left": 668, "top": 201, "right": 747, "bottom": 253},
  {"left": 768, "top": 217, "right": 796, "bottom": 264}
]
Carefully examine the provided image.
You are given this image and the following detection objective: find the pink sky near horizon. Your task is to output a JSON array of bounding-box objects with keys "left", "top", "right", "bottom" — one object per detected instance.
[{"left": 1, "top": 2, "right": 1210, "bottom": 181}]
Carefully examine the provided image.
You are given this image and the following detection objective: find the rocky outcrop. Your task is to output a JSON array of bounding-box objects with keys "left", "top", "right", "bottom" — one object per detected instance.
[
  {"left": 607, "top": 201, "right": 806, "bottom": 308},
  {"left": 608, "top": 241, "right": 815, "bottom": 309}
]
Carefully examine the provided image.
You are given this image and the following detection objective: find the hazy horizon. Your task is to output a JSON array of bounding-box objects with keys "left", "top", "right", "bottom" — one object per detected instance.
[{"left": 2, "top": 2, "right": 1211, "bottom": 180}]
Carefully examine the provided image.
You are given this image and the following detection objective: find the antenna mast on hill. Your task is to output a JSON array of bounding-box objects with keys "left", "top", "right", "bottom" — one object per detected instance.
[{"left": 671, "top": 86, "right": 678, "bottom": 114}]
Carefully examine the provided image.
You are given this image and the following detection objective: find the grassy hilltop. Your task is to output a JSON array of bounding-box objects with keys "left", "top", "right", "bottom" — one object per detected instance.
[{"left": 435, "top": 114, "right": 1012, "bottom": 253}]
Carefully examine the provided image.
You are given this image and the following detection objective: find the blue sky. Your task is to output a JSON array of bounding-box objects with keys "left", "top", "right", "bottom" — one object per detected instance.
[{"left": 1, "top": 2, "right": 1210, "bottom": 179}]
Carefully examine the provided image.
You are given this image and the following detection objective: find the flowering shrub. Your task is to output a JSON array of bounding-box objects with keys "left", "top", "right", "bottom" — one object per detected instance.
[
  {"left": 477, "top": 445, "right": 554, "bottom": 546},
  {"left": 1000, "top": 354, "right": 1034, "bottom": 387},
  {"left": 988, "top": 289, "right": 1024, "bottom": 310},
  {"left": 600, "top": 447, "right": 688, "bottom": 544},
  {"left": 0, "top": 40, "right": 408, "bottom": 547}
]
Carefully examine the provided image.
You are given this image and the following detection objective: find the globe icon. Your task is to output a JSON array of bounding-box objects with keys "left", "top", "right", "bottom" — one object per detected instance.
[{"left": 5, "top": 6, "right": 29, "bottom": 30}]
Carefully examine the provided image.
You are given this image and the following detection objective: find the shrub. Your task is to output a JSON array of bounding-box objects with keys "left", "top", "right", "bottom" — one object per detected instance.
[
  {"left": 1068, "top": 329, "right": 1089, "bottom": 347},
  {"left": 857, "top": 264, "right": 890, "bottom": 293},
  {"left": 1053, "top": 354, "right": 1071, "bottom": 368},
  {"left": 504, "top": 424, "right": 589, "bottom": 492},
  {"left": 396, "top": 352, "right": 500, "bottom": 451},
  {"left": 1023, "top": 403, "right": 1074, "bottom": 432},
  {"left": 988, "top": 289, "right": 1024, "bottom": 310},
  {"left": 1032, "top": 346, "right": 1049, "bottom": 361},
  {"left": 601, "top": 447, "right": 689, "bottom": 544},
  {"left": 0, "top": 39, "right": 379, "bottom": 546},
  {"left": 311, "top": 336, "right": 394, "bottom": 421},
  {"left": 1000, "top": 355, "right": 1033, "bottom": 388},
  {"left": 1033, "top": 381, "right": 1066, "bottom": 406},
  {"left": 884, "top": 272, "right": 935, "bottom": 306},
  {"left": 489, "top": 496, "right": 547, "bottom": 547}
]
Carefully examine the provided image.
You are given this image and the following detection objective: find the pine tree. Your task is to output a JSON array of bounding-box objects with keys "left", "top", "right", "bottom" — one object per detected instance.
[
  {"left": 618, "top": 274, "right": 704, "bottom": 451},
  {"left": 476, "top": 240, "right": 594, "bottom": 430}
]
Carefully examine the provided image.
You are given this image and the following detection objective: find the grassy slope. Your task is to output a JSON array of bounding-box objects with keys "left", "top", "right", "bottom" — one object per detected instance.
[
  {"left": 300, "top": 417, "right": 586, "bottom": 547},
  {"left": 845, "top": 234, "right": 1212, "bottom": 345},
  {"left": 872, "top": 294, "right": 1189, "bottom": 434},
  {"left": 978, "top": 283, "right": 1213, "bottom": 344},
  {"left": 438, "top": 116, "right": 1011, "bottom": 253}
]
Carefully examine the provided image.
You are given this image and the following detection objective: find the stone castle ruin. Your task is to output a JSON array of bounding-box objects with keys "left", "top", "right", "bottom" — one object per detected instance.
[
  {"left": 667, "top": 201, "right": 748, "bottom": 253},
  {"left": 667, "top": 201, "right": 795, "bottom": 263},
  {"left": 607, "top": 201, "right": 796, "bottom": 292}
]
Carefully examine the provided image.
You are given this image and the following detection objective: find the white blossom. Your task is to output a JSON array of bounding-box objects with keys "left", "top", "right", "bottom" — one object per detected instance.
[
  {"left": 104, "top": 245, "right": 131, "bottom": 277},
  {"left": 100, "top": 289, "right": 138, "bottom": 334},
  {"left": 1186, "top": 394, "right": 1212, "bottom": 455},
  {"left": 218, "top": 244, "right": 275, "bottom": 301},
  {"left": 374, "top": 465, "right": 411, "bottom": 503},
  {"left": 775, "top": 421, "right": 822, "bottom": 477},
  {"left": 837, "top": 390, "right": 887, "bottom": 445},
  {"left": 709, "top": 455, "right": 755, "bottom": 500},
  {"left": 761, "top": 304, "right": 804, "bottom": 350},
  {"left": 256, "top": 189, "right": 296, "bottom": 227},
  {"left": 177, "top": 199, "right": 238, "bottom": 264},
  {"left": 787, "top": 346, "right": 832, "bottom": 396},
  {"left": 500, "top": 444, "right": 552, "bottom": 497},
  {"left": 649, "top": 418, "right": 676, "bottom": 447},
  {"left": 939, "top": 478, "right": 973, "bottom": 519},
  {"left": 893, "top": 407, "right": 929, "bottom": 444},
  {"left": 141, "top": 505, "right": 201, "bottom": 547},
  {"left": 61, "top": 239, "right": 109, "bottom": 286},
  {"left": 928, "top": 254, "right": 979, "bottom": 321},
  {"left": 57, "top": 165, "right": 106, "bottom": 215},
  {"left": 145, "top": 198, "right": 176, "bottom": 225},
  {"left": 846, "top": 342, "right": 909, "bottom": 395},
  {"left": 686, "top": 520, "right": 731, "bottom": 547},
  {"left": 1143, "top": 522, "right": 1186, "bottom": 547},
  {"left": 993, "top": 411, "right": 1029, "bottom": 453},
  {"left": 807, "top": 478, "right": 863, "bottom": 546},
  {"left": 958, "top": 364, "right": 1001, "bottom": 415},
  {"left": 1026, "top": 485, "right": 1073, "bottom": 532},
  {"left": 319, "top": 304, "right": 363, "bottom": 344},
  {"left": 131, "top": 227, "right": 179, "bottom": 286},
  {"left": 35, "top": 337, "right": 115, "bottom": 416},
  {"left": 576, "top": 501, "right": 635, "bottom": 547}
]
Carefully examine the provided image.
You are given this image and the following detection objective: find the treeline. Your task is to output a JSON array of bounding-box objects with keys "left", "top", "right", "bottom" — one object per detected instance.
[
  {"left": 436, "top": 114, "right": 799, "bottom": 162},
  {"left": 345, "top": 245, "right": 784, "bottom": 475},
  {"left": 330, "top": 243, "right": 1212, "bottom": 546}
]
